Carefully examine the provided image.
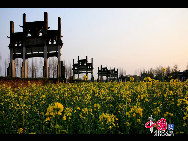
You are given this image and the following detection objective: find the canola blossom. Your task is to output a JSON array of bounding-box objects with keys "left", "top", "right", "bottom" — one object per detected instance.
[
  {"left": 162, "top": 68, "right": 166, "bottom": 72},
  {"left": 0, "top": 79, "right": 188, "bottom": 134}
]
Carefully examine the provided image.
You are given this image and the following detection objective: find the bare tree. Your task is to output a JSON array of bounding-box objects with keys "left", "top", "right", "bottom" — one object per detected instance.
[
  {"left": 119, "top": 67, "right": 126, "bottom": 77},
  {"left": 14, "top": 58, "right": 22, "bottom": 77},
  {"left": 64, "top": 60, "right": 68, "bottom": 79},
  {"left": 64, "top": 60, "right": 72, "bottom": 80},
  {"left": 38, "top": 58, "right": 43, "bottom": 78},
  {"left": 49, "top": 57, "right": 57, "bottom": 78},
  {"left": 49, "top": 57, "right": 52, "bottom": 78},
  {"left": 5, "top": 56, "right": 10, "bottom": 77},
  {"left": 28, "top": 58, "right": 32, "bottom": 78},
  {"left": 173, "top": 64, "right": 178, "bottom": 72},
  {"left": 166, "top": 66, "right": 171, "bottom": 75},
  {"left": 25, "top": 58, "right": 39, "bottom": 78},
  {"left": 34, "top": 58, "right": 38, "bottom": 78},
  {"left": 4, "top": 58, "right": 6, "bottom": 76},
  {"left": 69, "top": 63, "right": 72, "bottom": 78}
]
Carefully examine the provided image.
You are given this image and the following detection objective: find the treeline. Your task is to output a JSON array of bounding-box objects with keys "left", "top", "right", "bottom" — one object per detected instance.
[
  {"left": 140, "top": 65, "right": 179, "bottom": 81},
  {"left": 119, "top": 65, "right": 184, "bottom": 82}
]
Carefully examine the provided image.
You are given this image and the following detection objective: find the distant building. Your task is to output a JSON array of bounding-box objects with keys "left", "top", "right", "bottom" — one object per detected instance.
[{"left": 178, "top": 70, "right": 188, "bottom": 81}]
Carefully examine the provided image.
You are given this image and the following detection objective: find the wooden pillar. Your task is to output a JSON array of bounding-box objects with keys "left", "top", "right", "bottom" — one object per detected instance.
[
  {"left": 78, "top": 56, "right": 79, "bottom": 79},
  {"left": 8, "top": 49, "right": 13, "bottom": 77},
  {"left": 91, "top": 58, "right": 93, "bottom": 81},
  {"left": 73, "top": 59, "right": 75, "bottom": 80},
  {"left": 57, "top": 45, "right": 61, "bottom": 78},
  {"left": 98, "top": 66, "right": 99, "bottom": 81},
  {"left": 100, "top": 65, "right": 102, "bottom": 81},
  {"left": 11, "top": 60, "right": 16, "bottom": 77},
  {"left": 44, "top": 12, "right": 48, "bottom": 30},
  {"left": 106, "top": 67, "right": 108, "bottom": 82},
  {"left": 23, "top": 13, "right": 26, "bottom": 36},
  {"left": 21, "top": 61, "right": 28, "bottom": 78},
  {"left": 86, "top": 56, "right": 88, "bottom": 77},
  {"left": 9, "top": 48, "right": 16, "bottom": 77},
  {"left": 58, "top": 17, "right": 61, "bottom": 40},
  {"left": 23, "top": 13, "right": 26, "bottom": 25},
  {"left": 10, "top": 21, "right": 14, "bottom": 39},
  {"left": 57, "top": 16, "right": 62, "bottom": 79},
  {"left": 44, "top": 44, "right": 49, "bottom": 78},
  {"left": 9, "top": 21, "right": 14, "bottom": 70},
  {"left": 9, "top": 21, "right": 16, "bottom": 77}
]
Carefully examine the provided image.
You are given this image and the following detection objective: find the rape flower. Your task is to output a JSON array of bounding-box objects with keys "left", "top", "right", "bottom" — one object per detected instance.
[
  {"left": 130, "top": 77, "right": 134, "bottom": 82},
  {"left": 144, "top": 77, "right": 152, "bottom": 82},
  {"left": 133, "top": 113, "right": 136, "bottom": 117},
  {"left": 45, "top": 117, "right": 51, "bottom": 122},
  {"left": 45, "top": 102, "right": 64, "bottom": 117},
  {"left": 83, "top": 75, "right": 88, "bottom": 81},
  {"left": 29, "top": 132, "right": 36, "bottom": 134},
  {"left": 63, "top": 115, "right": 66, "bottom": 120},
  {"left": 99, "top": 113, "right": 117, "bottom": 128},
  {"left": 41, "top": 95, "right": 45, "bottom": 98},
  {"left": 126, "top": 122, "right": 130, "bottom": 126},
  {"left": 45, "top": 105, "right": 54, "bottom": 116},
  {"left": 136, "top": 108, "right": 143, "bottom": 117},
  {"left": 162, "top": 68, "right": 166, "bottom": 72},
  {"left": 183, "top": 116, "right": 186, "bottom": 120},
  {"left": 64, "top": 107, "right": 73, "bottom": 118},
  {"left": 82, "top": 108, "right": 89, "bottom": 115},
  {"left": 1, "top": 78, "right": 187, "bottom": 134},
  {"left": 94, "top": 103, "right": 101, "bottom": 110},
  {"left": 17, "top": 128, "right": 24, "bottom": 134},
  {"left": 126, "top": 112, "right": 131, "bottom": 118}
]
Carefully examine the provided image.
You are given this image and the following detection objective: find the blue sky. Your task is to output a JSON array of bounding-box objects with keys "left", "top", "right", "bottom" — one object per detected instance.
[{"left": 0, "top": 8, "right": 188, "bottom": 77}]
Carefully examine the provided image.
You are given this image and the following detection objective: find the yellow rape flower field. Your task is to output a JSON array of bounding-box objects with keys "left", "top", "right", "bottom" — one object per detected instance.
[{"left": 0, "top": 79, "right": 188, "bottom": 134}]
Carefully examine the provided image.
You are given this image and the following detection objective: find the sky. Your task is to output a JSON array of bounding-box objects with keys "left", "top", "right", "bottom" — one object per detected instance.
[{"left": 0, "top": 8, "right": 188, "bottom": 78}]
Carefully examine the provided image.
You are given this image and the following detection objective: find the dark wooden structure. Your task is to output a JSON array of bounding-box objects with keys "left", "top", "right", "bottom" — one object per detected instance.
[
  {"left": 98, "top": 65, "right": 118, "bottom": 81},
  {"left": 178, "top": 70, "right": 188, "bottom": 81},
  {"left": 119, "top": 74, "right": 127, "bottom": 82},
  {"left": 7, "top": 12, "right": 65, "bottom": 79},
  {"left": 72, "top": 56, "right": 94, "bottom": 81}
]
